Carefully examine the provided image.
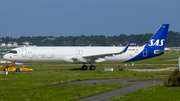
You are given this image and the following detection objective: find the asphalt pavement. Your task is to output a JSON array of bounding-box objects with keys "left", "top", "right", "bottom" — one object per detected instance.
[
  {"left": 125, "top": 67, "right": 178, "bottom": 71},
  {"left": 52, "top": 79, "right": 163, "bottom": 101},
  {"left": 0, "top": 59, "right": 4, "bottom": 61}
]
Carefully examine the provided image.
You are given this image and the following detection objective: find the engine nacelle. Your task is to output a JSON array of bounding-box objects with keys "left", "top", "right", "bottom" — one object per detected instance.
[{"left": 62, "top": 56, "right": 74, "bottom": 63}]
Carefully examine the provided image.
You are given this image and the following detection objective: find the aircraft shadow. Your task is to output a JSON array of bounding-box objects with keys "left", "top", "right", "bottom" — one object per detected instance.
[{"left": 69, "top": 68, "right": 83, "bottom": 70}]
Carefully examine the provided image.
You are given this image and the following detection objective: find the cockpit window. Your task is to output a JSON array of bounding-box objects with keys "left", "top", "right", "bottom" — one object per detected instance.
[{"left": 9, "top": 50, "right": 17, "bottom": 54}]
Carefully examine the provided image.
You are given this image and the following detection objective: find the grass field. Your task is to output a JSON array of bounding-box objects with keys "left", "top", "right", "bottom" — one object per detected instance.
[
  {"left": 107, "top": 84, "right": 180, "bottom": 101},
  {"left": 0, "top": 70, "right": 172, "bottom": 101},
  {"left": 0, "top": 55, "right": 3, "bottom": 59},
  {"left": 0, "top": 51, "right": 180, "bottom": 100}
]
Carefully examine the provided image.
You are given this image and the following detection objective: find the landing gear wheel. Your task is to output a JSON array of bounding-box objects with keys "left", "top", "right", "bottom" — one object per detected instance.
[
  {"left": 15, "top": 68, "right": 20, "bottom": 72},
  {"left": 82, "top": 65, "right": 88, "bottom": 70},
  {"left": 90, "top": 65, "right": 96, "bottom": 70}
]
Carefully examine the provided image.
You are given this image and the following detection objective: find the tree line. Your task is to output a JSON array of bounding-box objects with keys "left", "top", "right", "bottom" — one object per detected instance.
[{"left": 1, "top": 31, "right": 180, "bottom": 47}]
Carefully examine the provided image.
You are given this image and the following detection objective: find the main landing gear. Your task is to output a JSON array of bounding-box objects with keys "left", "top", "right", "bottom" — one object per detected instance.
[{"left": 82, "top": 64, "right": 96, "bottom": 70}]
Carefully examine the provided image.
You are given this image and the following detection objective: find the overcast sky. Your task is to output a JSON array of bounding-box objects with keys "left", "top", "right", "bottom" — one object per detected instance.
[{"left": 0, "top": 0, "right": 180, "bottom": 38}]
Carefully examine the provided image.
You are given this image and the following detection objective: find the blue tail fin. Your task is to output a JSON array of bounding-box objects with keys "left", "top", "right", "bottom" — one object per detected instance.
[
  {"left": 125, "top": 24, "right": 170, "bottom": 62},
  {"left": 145, "top": 24, "right": 169, "bottom": 49}
]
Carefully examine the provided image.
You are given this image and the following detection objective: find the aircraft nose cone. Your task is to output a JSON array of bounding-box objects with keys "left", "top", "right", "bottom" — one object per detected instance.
[{"left": 3, "top": 54, "right": 9, "bottom": 60}]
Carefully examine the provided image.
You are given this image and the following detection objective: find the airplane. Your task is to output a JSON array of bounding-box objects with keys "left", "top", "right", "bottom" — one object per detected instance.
[{"left": 3, "top": 24, "right": 171, "bottom": 70}]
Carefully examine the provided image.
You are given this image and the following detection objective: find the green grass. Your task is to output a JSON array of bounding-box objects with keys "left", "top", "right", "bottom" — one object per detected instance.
[
  {"left": 5, "top": 64, "right": 178, "bottom": 71},
  {"left": 107, "top": 84, "right": 180, "bottom": 101},
  {"left": 0, "top": 70, "right": 172, "bottom": 101},
  {"left": 0, "top": 55, "right": 3, "bottom": 59},
  {"left": 1, "top": 63, "right": 178, "bottom": 72},
  {"left": 1, "top": 82, "right": 128, "bottom": 101}
]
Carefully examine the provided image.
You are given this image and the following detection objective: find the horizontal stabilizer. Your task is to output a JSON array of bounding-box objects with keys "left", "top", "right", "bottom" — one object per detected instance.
[{"left": 154, "top": 48, "right": 172, "bottom": 54}]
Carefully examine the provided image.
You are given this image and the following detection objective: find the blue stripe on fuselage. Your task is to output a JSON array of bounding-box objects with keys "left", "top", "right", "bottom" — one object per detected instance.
[{"left": 125, "top": 47, "right": 164, "bottom": 62}]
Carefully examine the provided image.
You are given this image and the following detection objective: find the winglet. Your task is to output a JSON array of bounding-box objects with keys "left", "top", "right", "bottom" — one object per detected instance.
[
  {"left": 123, "top": 43, "right": 131, "bottom": 53},
  {"left": 114, "top": 43, "right": 130, "bottom": 55}
]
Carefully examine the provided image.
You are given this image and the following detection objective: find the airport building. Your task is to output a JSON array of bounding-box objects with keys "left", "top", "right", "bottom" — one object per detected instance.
[{"left": 0, "top": 42, "right": 18, "bottom": 47}]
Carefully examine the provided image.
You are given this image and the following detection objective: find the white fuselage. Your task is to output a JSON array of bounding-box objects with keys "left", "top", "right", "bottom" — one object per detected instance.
[{"left": 3, "top": 46, "right": 144, "bottom": 63}]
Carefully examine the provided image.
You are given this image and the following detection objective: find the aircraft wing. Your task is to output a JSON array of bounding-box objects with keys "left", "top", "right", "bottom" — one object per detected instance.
[
  {"left": 71, "top": 43, "right": 130, "bottom": 63},
  {"left": 84, "top": 43, "right": 130, "bottom": 58}
]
